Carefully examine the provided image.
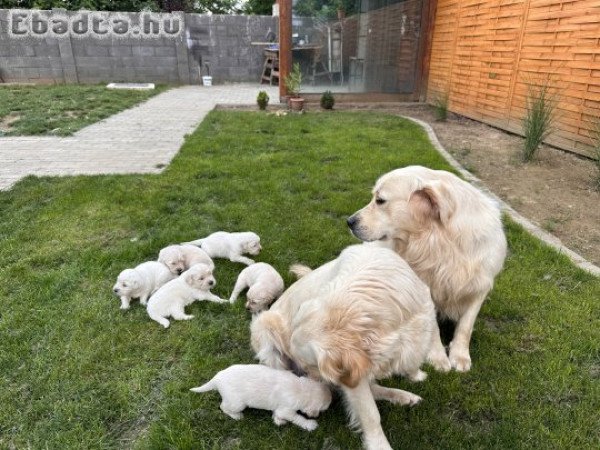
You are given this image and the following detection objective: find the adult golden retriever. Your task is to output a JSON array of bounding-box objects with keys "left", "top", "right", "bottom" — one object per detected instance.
[
  {"left": 347, "top": 166, "right": 507, "bottom": 372},
  {"left": 251, "top": 244, "right": 436, "bottom": 449}
]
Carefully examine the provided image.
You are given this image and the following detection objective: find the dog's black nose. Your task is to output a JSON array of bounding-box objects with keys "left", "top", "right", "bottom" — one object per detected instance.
[
  {"left": 208, "top": 280, "right": 214, "bottom": 286},
  {"left": 347, "top": 215, "right": 357, "bottom": 229},
  {"left": 113, "top": 288, "right": 119, "bottom": 293},
  {"left": 177, "top": 269, "right": 183, "bottom": 275}
]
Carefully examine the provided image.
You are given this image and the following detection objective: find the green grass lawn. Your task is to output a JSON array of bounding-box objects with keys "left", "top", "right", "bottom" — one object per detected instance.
[
  {"left": 0, "top": 111, "right": 598, "bottom": 449},
  {"left": 0, "top": 85, "right": 166, "bottom": 136}
]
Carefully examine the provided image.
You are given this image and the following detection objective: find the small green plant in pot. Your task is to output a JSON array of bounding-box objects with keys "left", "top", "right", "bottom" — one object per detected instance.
[
  {"left": 284, "top": 63, "right": 304, "bottom": 112},
  {"left": 522, "top": 80, "right": 556, "bottom": 162},
  {"left": 257, "top": 90, "right": 269, "bottom": 110},
  {"left": 321, "top": 91, "right": 335, "bottom": 110}
]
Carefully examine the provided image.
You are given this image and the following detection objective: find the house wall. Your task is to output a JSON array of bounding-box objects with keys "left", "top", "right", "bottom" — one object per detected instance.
[
  {"left": 427, "top": 0, "right": 600, "bottom": 158},
  {"left": 0, "top": 9, "right": 276, "bottom": 85}
]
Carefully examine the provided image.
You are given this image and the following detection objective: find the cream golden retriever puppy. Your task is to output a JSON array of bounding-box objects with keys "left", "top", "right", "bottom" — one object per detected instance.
[
  {"left": 112, "top": 261, "right": 176, "bottom": 310},
  {"left": 229, "top": 262, "right": 285, "bottom": 313},
  {"left": 147, "top": 263, "right": 226, "bottom": 328},
  {"left": 190, "top": 364, "right": 331, "bottom": 431},
  {"left": 183, "top": 231, "right": 261, "bottom": 265},
  {"left": 251, "top": 244, "right": 436, "bottom": 450},
  {"left": 157, "top": 244, "right": 214, "bottom": 276},
  {"left": 347, "top": 165, "right": 507, "bottom": 372}
]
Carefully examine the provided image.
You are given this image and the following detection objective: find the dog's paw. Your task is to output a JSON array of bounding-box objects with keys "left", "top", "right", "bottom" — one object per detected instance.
[
  {"left": 408, "top": 369, "right": 428, "bottom": 382},
  {"left": 404, "top": 392, "right": 423, "bottom": 407},
  {"left": 385, "top": 389, "right": 422, "bottom": 406},
  {"left": 449, "top": 353, "right": 471, "bottom": 372},
  {"left": 273, "top": 416, "right": 286, "bottom": 426},
  {"left": 303, "top": 419, "right": 318, "bottom": 431},
  {"left": 303, "top": 409, "right": 319, "bottom": 418},
  {"left": 427, "top": 351, "right": 452, "bottom": 373},
  {"left": 449, "top": 345, "right": 471, "bottom": 372},
  {"left": 120, "top": 305, "right": 130, "bottom": 310}
]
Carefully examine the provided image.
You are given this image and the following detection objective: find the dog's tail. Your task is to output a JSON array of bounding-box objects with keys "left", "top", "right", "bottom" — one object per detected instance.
[
  {"left": 289, "top": 264, "right": 312, "bottom": 279},
  {"left": 182, "top": 238, "right": 204, "bottom": 247},
  {"left": 190, "top": 378, "right": 216, "bottom": 393}
]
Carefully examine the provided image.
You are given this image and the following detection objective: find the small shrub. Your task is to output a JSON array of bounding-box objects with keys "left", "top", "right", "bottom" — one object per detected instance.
[
  {"left": 257, "top": 90, "right": 269, "bottom": 110},
  {"left": 522, "top": 81, "right": 556, "bottom": 162},
  {"left": 432, "top": 92, "right": 449, "bottom": 121},
  {"left": 320, "top": 91, "right": 335, "bottom": 110},
  {"left": 284, "top": 63, "right": 302, "bottom": 97}
]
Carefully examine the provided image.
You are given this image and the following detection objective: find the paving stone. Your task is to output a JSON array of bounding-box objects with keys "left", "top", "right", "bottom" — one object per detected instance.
[{"left": 0, "top": 84, "right": 279, "bottom": 190}]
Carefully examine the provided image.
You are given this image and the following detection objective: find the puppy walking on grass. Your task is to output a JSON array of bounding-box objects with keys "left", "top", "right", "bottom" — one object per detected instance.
[
  {"left": 190, "top": 364, "right": 331, "bottom": 431},
  {"left": 183, "top": 231, "right": 261, "bottom": 265},
  {"left": 113, "top": 261, "right": 176, "bottom": 310},
  {"left": 147, "top": 263, "right": 227, "bottom": 328},
  {"left": 229, "top": 263, "right": 284, "bottom": 313}
]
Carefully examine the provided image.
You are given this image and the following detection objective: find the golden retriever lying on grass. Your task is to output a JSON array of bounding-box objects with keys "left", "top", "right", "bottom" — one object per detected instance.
[
  {"left": 347, "top": 166, "right": 507, "bottom": 372},
  {"left": 251, "top": 244, "right": 436, "bottom": 450}
]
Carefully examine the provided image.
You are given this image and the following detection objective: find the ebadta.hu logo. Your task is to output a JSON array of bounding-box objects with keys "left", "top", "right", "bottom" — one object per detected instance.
[{"left": 8, "top": 9, "right": 183, "bottom": 38}]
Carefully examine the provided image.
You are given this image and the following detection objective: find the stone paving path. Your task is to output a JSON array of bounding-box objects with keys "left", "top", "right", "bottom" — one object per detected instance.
[{"left": 0, "top": 84, "right": 279, "bottom": 191}]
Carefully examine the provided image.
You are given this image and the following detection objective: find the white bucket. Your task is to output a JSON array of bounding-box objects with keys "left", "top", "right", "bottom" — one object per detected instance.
[{"left": 202, "top": 76, "right": 213, "bottom": 86}]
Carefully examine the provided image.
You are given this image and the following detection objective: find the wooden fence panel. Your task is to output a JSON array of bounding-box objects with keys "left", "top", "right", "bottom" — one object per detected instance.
[{"left": 428, "top": 0, "right": 600, "bottom": 158}]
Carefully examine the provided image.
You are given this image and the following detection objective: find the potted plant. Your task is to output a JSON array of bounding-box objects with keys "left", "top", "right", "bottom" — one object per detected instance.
[
  {"left": 320, "top": 90, "right": 335, "bottom": 110},
  {"left": 284, "top": 63, "right": 304, "bottom": 112},
  {"left": 257, "top": 90, "right": 269, "bottom": 110},
  {"left": 202, "top": 63, "right": 212, "bottom": 86}
]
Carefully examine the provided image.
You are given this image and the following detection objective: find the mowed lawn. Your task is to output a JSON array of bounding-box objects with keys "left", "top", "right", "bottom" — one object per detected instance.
[
  {"left": 0, "top": 111, "right": 598, "bottom": 449},
  {"left": 0, "top": 85, "right": 166, "bottom": 136}
]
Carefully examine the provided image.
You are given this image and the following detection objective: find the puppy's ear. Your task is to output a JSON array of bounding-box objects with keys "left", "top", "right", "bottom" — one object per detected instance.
[
  {"left": 409, "top": 180, "right": 455, "bottom": 225},
  {"left": 182, "top": 270, "right": 195, "bottom": 285},
  {"left": 315, "top": 336, "right": 371, "bottom": 388}
]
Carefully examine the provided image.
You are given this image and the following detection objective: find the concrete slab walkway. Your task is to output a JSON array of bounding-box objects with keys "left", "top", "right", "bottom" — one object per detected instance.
[{"left": 0, "top": 84, "right": 279, "bottom": 191}]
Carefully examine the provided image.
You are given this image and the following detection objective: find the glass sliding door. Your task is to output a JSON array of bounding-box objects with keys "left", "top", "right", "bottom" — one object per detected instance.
[{"left": 289, "top": 0, "right": 424, "bottom": 95}]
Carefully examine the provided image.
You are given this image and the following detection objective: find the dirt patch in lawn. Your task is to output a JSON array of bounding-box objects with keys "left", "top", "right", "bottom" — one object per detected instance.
[
  {"left": 0, "top": 113, "right": 20, "bottom": 133},
  {"left": 218, "top": 103, "right": 599, "bottom": 267}
]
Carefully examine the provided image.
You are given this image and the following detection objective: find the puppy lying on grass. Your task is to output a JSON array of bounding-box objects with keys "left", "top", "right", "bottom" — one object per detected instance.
[
  {"left": 183, "top": 231, "right": 261, "bottom": 265},
  {"left": 158, "top": 244, "right": 214, "bottom": 275},
  {"left": 147, "top": 263, "right": 226, "bottom": 328},
  {"left": 229, "top": 262, "right": 284, "bottom": 313},
  {"left": 190, "top": 364, "right": 331, "bottom": 431},
  {"left": 113, "top": 261, "right": 176, "bottom": 310}
]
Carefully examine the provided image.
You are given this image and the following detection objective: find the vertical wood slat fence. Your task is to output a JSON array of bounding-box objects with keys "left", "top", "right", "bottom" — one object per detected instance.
[{"left": 427, "top": 0, "right": 600, "bottom": 158}]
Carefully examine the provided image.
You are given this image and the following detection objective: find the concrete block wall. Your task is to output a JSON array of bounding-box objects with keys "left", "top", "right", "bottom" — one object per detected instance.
[{"left": 0, "top": 9, "right": 276, "bottom": 84}]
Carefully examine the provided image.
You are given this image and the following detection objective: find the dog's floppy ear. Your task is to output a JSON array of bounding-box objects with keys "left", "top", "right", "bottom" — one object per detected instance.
[
  {"left": 315, "top": 336, "right": 371, "bottom": 388},
  {"left": 409, "top": 180, "right": 455, "bottom": 225},
  {"left": 182, "top": 269, "right": 195, "bottom": 284},
  {"left": 127, "top": 272, "right": 142, "bottom": 289},
  {"left": 250, "top": 311, "right": 291, "bottom": 369}
]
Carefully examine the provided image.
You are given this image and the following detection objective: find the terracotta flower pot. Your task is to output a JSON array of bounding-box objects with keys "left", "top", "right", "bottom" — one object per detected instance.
[{"left": 288, "top": 97, "right": 305, "bottom": 112}]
